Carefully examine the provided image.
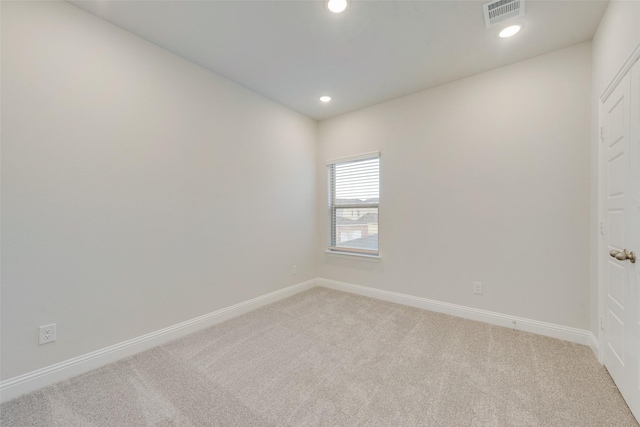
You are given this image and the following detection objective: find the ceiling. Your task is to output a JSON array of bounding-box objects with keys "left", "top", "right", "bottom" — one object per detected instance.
[{"left": 69, "top": 0, "right": 608, "bottom": 121}]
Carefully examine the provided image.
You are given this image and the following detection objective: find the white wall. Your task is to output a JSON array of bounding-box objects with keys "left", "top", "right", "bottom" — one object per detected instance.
[
  {"left": 590, "top": 1, "right": 640, "bottom": 340},
  {"left": 1, "top": 1, "right": 317, "bottom": 380},
  {"left": 317, "top": 43, "right": 592, "bottom": 330}
]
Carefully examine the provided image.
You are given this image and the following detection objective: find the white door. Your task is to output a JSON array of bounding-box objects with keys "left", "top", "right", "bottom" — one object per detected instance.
[{"left": 602, "top": 58, "right": 640, "bottom": 420}]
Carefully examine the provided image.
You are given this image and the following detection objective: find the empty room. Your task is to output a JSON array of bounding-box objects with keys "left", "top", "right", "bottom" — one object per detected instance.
[{"left": 1, "top": 0, "right": 639, "bottom": 425}]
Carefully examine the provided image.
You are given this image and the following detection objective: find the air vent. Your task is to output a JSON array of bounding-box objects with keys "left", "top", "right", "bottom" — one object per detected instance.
[{"left": 483, "top": 0, "right": 525, "bottom": 28}]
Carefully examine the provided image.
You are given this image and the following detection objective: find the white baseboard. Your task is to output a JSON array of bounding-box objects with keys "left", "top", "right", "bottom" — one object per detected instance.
[
  {"left": 588, "top": 332, "right": 599, "bottom": 359},
  {"left": 1, "top": 277, "right": 597, "bottom": 404},
  {"left": 318, "top": 278, "right": 594, "bottom": 347},
  {"left": 0, "top": 278, "right": 317, "bottom": 404}
]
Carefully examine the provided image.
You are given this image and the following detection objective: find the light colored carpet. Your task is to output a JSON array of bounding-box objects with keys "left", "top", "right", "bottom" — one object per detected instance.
[{"left": 1, "top": 287, "right": 637, "bottom": 426}]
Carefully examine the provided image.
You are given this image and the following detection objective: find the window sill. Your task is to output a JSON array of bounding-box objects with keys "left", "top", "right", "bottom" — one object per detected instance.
[{"left": 325, "top": 250, "right": 381, "bottom": 262}]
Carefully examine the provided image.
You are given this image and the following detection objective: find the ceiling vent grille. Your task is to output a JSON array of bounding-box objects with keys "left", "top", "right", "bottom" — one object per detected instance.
[{"left": 483, "top": 0, "right": 525, "bottom": 28}]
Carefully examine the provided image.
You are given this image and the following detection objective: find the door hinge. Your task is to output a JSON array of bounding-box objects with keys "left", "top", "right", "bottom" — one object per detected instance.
[
  {"left": 600, "top": 126, "right": 605, "bottom": 142},
  {"left": 600, "top": 221, "right": 605, "bottom": 236},
  {"left": 600, "top": 316, "right": 605, "bottom": 331}
]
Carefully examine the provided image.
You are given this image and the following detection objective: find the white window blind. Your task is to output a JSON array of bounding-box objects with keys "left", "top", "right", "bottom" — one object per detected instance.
[{"left": 327, "top": 152, "right": 379, "bottom": 255}]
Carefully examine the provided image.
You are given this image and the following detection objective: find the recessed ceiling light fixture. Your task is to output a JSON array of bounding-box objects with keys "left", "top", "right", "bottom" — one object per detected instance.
[
  {"left": 327, "top": 0, "right": 348, "bottom": 13},
  {"left": 499, "top": 24, "right": 522, "bottom": 38},
  {"left": 320, "top": 96, "right": 332, "bottom": 103}
]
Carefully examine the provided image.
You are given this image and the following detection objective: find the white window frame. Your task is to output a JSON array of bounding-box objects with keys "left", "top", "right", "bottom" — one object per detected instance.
[{"left": 326, "top": 152, "right": 380, "bottom": 258}]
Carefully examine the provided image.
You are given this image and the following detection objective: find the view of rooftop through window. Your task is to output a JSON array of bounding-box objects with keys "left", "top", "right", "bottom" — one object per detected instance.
[{"left": 328, "top": 155, "right": 379, "bottom": 254}]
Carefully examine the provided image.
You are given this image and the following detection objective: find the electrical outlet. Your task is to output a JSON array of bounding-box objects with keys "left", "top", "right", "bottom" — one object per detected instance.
[
  {"left": 292, "top": 265, "right": 297, "bottom": 275},
  {"left": 473, "top": 282, "right": 483, "bottom": 295},
  {"left": 39, "top": 323, "right": 56, "bottom": 345}
]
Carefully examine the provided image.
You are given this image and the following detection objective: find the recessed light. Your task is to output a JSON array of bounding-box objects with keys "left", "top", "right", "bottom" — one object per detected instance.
[
  {"left": 327, "top": 0, "right": 347, "bottom": 13},
  {"left": 320, "top": 96, "right": 332, "bottom": 103},
  {"left": 499, "top": 25, "right": 521, "bottom": 38}
]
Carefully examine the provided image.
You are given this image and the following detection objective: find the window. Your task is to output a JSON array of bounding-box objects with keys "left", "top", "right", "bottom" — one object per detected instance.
[{"left": 327, "top": 152, "right": 380, "bottom": 256}]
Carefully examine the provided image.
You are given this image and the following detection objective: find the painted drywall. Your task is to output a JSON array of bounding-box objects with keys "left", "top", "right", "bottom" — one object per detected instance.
[
  {"left": 590, "top": 1, "right": 640, "bottom": 342},
  {"left": 317, "top": 42, "right": 592, "bottom": 330},
  {"left": 1, "top": 1, "right": 317, "bottom": 380}
]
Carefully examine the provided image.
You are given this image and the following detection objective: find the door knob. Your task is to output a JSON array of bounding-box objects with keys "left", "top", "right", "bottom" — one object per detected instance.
[{"left": 610, "top": 249, "right": 636, "bottom": 264}]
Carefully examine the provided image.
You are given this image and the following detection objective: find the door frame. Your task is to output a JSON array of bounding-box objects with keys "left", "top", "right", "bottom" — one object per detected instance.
[{"left": 598, "top": 42, "right": 640, "bottom": 364}]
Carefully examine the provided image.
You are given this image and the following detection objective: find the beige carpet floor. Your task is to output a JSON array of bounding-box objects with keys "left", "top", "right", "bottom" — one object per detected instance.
[{"left": 1, "top": 287, "right": 638, "bottom": 426}]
